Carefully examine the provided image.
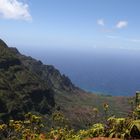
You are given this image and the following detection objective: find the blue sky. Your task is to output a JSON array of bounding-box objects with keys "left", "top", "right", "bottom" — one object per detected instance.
[{"left": 0, "top": 0, "right": 140, "bottom": 51}]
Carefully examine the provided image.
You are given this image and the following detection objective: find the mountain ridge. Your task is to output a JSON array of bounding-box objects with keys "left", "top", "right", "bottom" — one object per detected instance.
[
  {"left": 0, "top": 39, "right": 130, "bottom": 129},
  {"left": 0, "top": 39, "right": 55, "bottom": 121}
]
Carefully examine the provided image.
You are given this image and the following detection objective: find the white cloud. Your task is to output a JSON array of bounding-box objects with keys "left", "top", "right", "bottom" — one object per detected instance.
[
  {"left": 0, "top": 0, "right": 32, "bottom": 21},
  {"left": 116, "top": 21, "right": 128, "bottom": 29},
  {"left": 97, "top": 19, "right": 105, "bottom": 26}
]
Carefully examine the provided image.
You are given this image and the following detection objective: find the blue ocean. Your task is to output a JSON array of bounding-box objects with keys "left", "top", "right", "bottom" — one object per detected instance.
[{"left": 20, "top": 47, "right": 140, "bottom": 96}]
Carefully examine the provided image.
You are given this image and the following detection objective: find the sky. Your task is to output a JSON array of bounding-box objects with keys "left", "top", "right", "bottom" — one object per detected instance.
[{"left": 0, "top": 0, "right": 140, "bottom": 51}]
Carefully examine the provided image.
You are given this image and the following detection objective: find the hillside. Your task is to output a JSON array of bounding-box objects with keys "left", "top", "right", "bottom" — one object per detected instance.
[
  {"left": 0, "top": 39, "right": 55, "bottom": 121},
  {"left": 0, "top": 39, "right": 131, "bottom": 129}
]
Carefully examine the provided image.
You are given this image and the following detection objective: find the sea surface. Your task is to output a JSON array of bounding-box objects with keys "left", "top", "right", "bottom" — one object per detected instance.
[{"left": 19, "top": 47, "right": 140, "bottom": 96}]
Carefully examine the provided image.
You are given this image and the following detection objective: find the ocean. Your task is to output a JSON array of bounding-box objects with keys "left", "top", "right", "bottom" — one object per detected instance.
[{"left": 20, "top": 46, "right": 140, "bottom": 96}]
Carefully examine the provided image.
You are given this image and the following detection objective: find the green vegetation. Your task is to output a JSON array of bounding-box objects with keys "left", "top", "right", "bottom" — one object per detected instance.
[
  {"left": 0, "top": 39, "right": 140, "bottom": 139},
  {"left": 0, "top": 39, "right": 131, "bottom": 130},
  {"left": 0, "top": 96, "right": 140, "bottom": 140},
  {"left": 0, "top": 39, "right": 55, "bottom": 122}
]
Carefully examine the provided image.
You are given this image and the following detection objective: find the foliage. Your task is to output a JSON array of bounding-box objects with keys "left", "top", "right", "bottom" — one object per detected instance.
[
  {"left": 0, "top": 112, "right": 105, "bottom": 140},
  {"left": 51, "top": 111, "right": 69, "bottom": 129},
  {"left": 0, "top": 112, "right": 45, "bottom": 140},
  {"left": 106, "top": 116, "right": 130, "bottom": 139},
  {"left": 0, "top": 109, "right": 140, "bottom": 140},
  {"left": 78, "top": 123, "right": 104, "bottom": 139}
]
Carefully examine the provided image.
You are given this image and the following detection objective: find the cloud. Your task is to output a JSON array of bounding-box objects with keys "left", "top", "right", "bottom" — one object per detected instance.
[
  {"left": 97, "top": 19, "right": 105, "bottom": 26},
  {"left": 0, "top": 0, "right": 32, "bottom": 21},
  {"left": 116, "top": 21, "right": 128, "bottom": 29}
]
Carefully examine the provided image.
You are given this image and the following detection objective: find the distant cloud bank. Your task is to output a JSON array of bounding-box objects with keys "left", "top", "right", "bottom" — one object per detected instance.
[{"left": 0, "top": 0, "right": 32, "bottom": 21}]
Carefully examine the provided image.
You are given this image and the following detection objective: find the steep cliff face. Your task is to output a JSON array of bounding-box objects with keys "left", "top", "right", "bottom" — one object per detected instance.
[
  {"left": 0, "top": 39, "right": 78, "bottom": 122},
  {"left": 10, "top": 47, "right": 76, "bottom": 92},
  {"left": 0, "top": 39, "right": 55, "bottom": 121}
]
